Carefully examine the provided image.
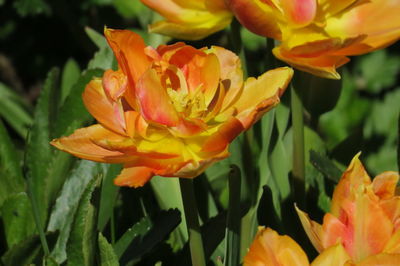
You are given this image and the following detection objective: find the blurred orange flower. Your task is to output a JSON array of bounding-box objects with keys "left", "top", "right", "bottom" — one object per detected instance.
[
  {"left": 296, "top": 153, "right": 400, "bottom": 263},
  {"left": 140, "top": 0, "right": 232, "bottom": 40},
  {"left": 226, "top": 0, "right": 400, "bottom": 79},
  {"left": 244, "top": 227, "right": 310, "bottom": 266},
  {"left": 51, "top": 28, "right": 293, "bottom": 187}
]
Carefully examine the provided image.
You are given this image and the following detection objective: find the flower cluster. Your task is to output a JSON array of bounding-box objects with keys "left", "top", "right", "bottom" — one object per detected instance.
[
  {"left": 143, "top": 0, "right": 400, "bottom": 79},
  {"left": 245, "top": 154, "right": 400, "bottom": 265},
  {"left": 51, "top": 28, "right": 293, "bottom": 187}
]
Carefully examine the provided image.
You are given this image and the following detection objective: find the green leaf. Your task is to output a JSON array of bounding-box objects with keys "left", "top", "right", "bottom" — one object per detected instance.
[
  {"left": 1, "top": 232, "right": 58, "bottom": 266},
  {"left": 356, "top": 50, "right": 400, "bottom": 94},
  {"left": 1, "top": 192, "right": 36, "bottom": 247},
  {"left": 98, "top": 164, "right": 121, "bottom": 232},
  {"left": 66, "top": 174, "right": 101, "bottom": 266},
  {"left": 0, "top": 120, "right": 25, "bottom": 207},
  {"left": 150, "top": 177, "right": 187, "bottom": 250},
  {"left": 115, "top": 209, "right": 181, "bottom": 263},
  {"left": 47, "top": 160, "right": 106, "bottom": 264},
  {"left": 224, "top": 165, "right": 241, "bottom": 266},
  {"left": 60, "top": 58, "right": 81, "bottom": 106},
  {"left": 13, "top": 0, "right": 51, "bottom": 16},
  {"left": 309, "top": 150, "right": 343, "bottom": 183},
  {"left": 53, "top": 68, "right": 103, "bottom": 137},
  {"left": 85, "top": 27, "right": 108, "bottom": 49},
  {"left": 26, "top": 67, "right": 60, "bottom": 225},
  {"left": 0, "top": 82, "right": 33, "bottom": 138},
  {"left": 98, "top": 233, "right": 119, "bottom": 266},
  {"left": 87, "top": 47, "right": 115, "bottom": 71}
]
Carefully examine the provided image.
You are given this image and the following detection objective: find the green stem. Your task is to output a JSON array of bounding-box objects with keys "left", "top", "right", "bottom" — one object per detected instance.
[
  {"left": 265, "top": 38, "right": 276, "bottom": 69},
  {"left": 291, "top": 83, "right": 306, "bottom": 206},
  {"left": 179, "top": 178, "right": 206, "bottom": 266},
  {"left": 229, "top": 18, "right": 247, "bottom": 77}
]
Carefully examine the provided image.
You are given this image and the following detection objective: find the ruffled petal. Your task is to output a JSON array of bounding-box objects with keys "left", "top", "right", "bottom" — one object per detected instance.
[
  {"left": 136, "top": 68, "right": 180, "bottom": 126},
  {"left": 273, "top": 46, "right": 348, "bottom": 79},
  {"left": 82, "top": 78, "right": 126, "bottom": 135},
  {"left": 114, "top": 166, "right": 154, "bottom": 187},
  {"left": 104, "top": 28, "right": 151, "bottom": 83},
  {"left": 356, "top": 253, "right": 400, "bottom": 266},
  {"left": 372, "top": 171, "right": 400, "bottom": 200},
  {"left": 233, "top": 67, "right": 293, "bottom": 129},
  {"left": 50, "top": 124, "right": 132, "bottom": 163}
]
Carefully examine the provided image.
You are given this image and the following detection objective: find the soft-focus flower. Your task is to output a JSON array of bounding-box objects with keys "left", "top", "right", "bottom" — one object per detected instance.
[
  {"left": 226, "top": 0, "right": 400, "bottom": 79},
  {"left": 244, "top": 227, "right": 310, "bottom": 266},
  {"left": 140, "top": 0, "right": 232, "bottom": 40},
  {"left": 296, "top": 153, "right": 400, "bottom": 263},
  {"left": 51, "top": 28, "right": 293, "bottom": 187}
]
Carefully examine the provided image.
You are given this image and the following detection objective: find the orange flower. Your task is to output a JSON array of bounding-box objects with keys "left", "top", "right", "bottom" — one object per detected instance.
[
  {"left": 245, "top": 227, "right": 400, "bottom": 265},
  {"left": 244, "top": 227, "right": 310, "bottom": 266},
  {"left": 140, "top": 0, "right": 232, "bottom": 40},
  {"left": 226, "top": 0, "right": 400, "bottom": 79},
  {"left": 51, "top": 28, "right": 293, "bottom": 187},
  {"left": 296, "top": 153, "right": 400, "bottom": 263}
]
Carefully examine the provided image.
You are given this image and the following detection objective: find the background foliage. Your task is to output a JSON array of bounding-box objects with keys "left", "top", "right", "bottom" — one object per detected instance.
[{"left": 0, "top": 0, "right": 399, "bottom": 265}]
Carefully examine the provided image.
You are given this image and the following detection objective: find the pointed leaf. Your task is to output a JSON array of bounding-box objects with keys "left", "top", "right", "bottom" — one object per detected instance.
[
  {"left": 47, "top": 160, "right": 106, "bottom": 264},
  {"left": 60, "top": 58, "right": 81, "bottom": 105},
  {"left": 66, "top": 174, "right": 101, "bottom": 266},
  {"left": 98, "top": 233, "right": 119, "bottom": 266},
  {"left": 26, "top": 67, "right": 60, "bottom": 225},
  {"left": 309, "top": 150, "right": 343, "bottom": 183}
]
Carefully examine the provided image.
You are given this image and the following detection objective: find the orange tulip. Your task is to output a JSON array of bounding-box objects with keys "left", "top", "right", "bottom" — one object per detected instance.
[
  {"left": 296, "top": 153, "right": 400, "bottom": 263},
  {"left": 140, "top": 0, "right": 232, "bottom": 40},
  {"left": 51, "top": 28, "right": 293, "bottom": 187},
  {"left": 244, "top": 227, "right": 310, "bottom": 266},
  {"left": 226, "top": 0, "right": 400, "bottom": 79}
]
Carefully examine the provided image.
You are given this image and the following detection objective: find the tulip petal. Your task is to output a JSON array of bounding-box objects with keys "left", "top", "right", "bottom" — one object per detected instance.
[
  {"left": 311, "top": 243, "right": 351, "bottom": 266},
  {"left": 201, "top": 117, "right": 244, "bottom": 153},
  {"left": 280, "top": 0, "right": 317, "bottom": 27},
  {"left": 142, "top": 0, "right": 232, "bottom": 41},
  {"left": 326, "top": 0, "right": 400, "bottom": 53},
  {"left": 244, "top": 227, "right": 310, "bottom": 266},
  {"left": 356, "top": 253, "right": 400, "bottom": 266},
  {"left": 295, "top": 205, "right": 324, "bottom": 253},
  {"left": 372, "top": 171, "right": 399, "bottom": 200},
  {"left": 50, "top": 124, "right": 133, "bottom": 163},
  {"left": 114, "top": 166, "right": 154, "bottom": 188},
  {"left": 226, "top": 0, "right": 281, "bottom": 39},
  {"left": 351, "top": 193, "right": 393, "bottom": 261},
  {"left": 211, "top": 46, "right": 244, "bottom": 112},
  {"left": 82, "top": 78, "right": 126, "bottom": 135},
  {"left": 330, "top": 153, "right": 371, "bottom": 216},
  {"left": 233, "top": 67, "right": 293, "bottom": 129},
  {"left": 104, "top": 28, "right": 150, "bottom": 83},
  {"left": 136, "top": 68, "right": 179, "bottom": 126},
  {"left": 273, "top": 46, "right": 348, "bottom": 79}
]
